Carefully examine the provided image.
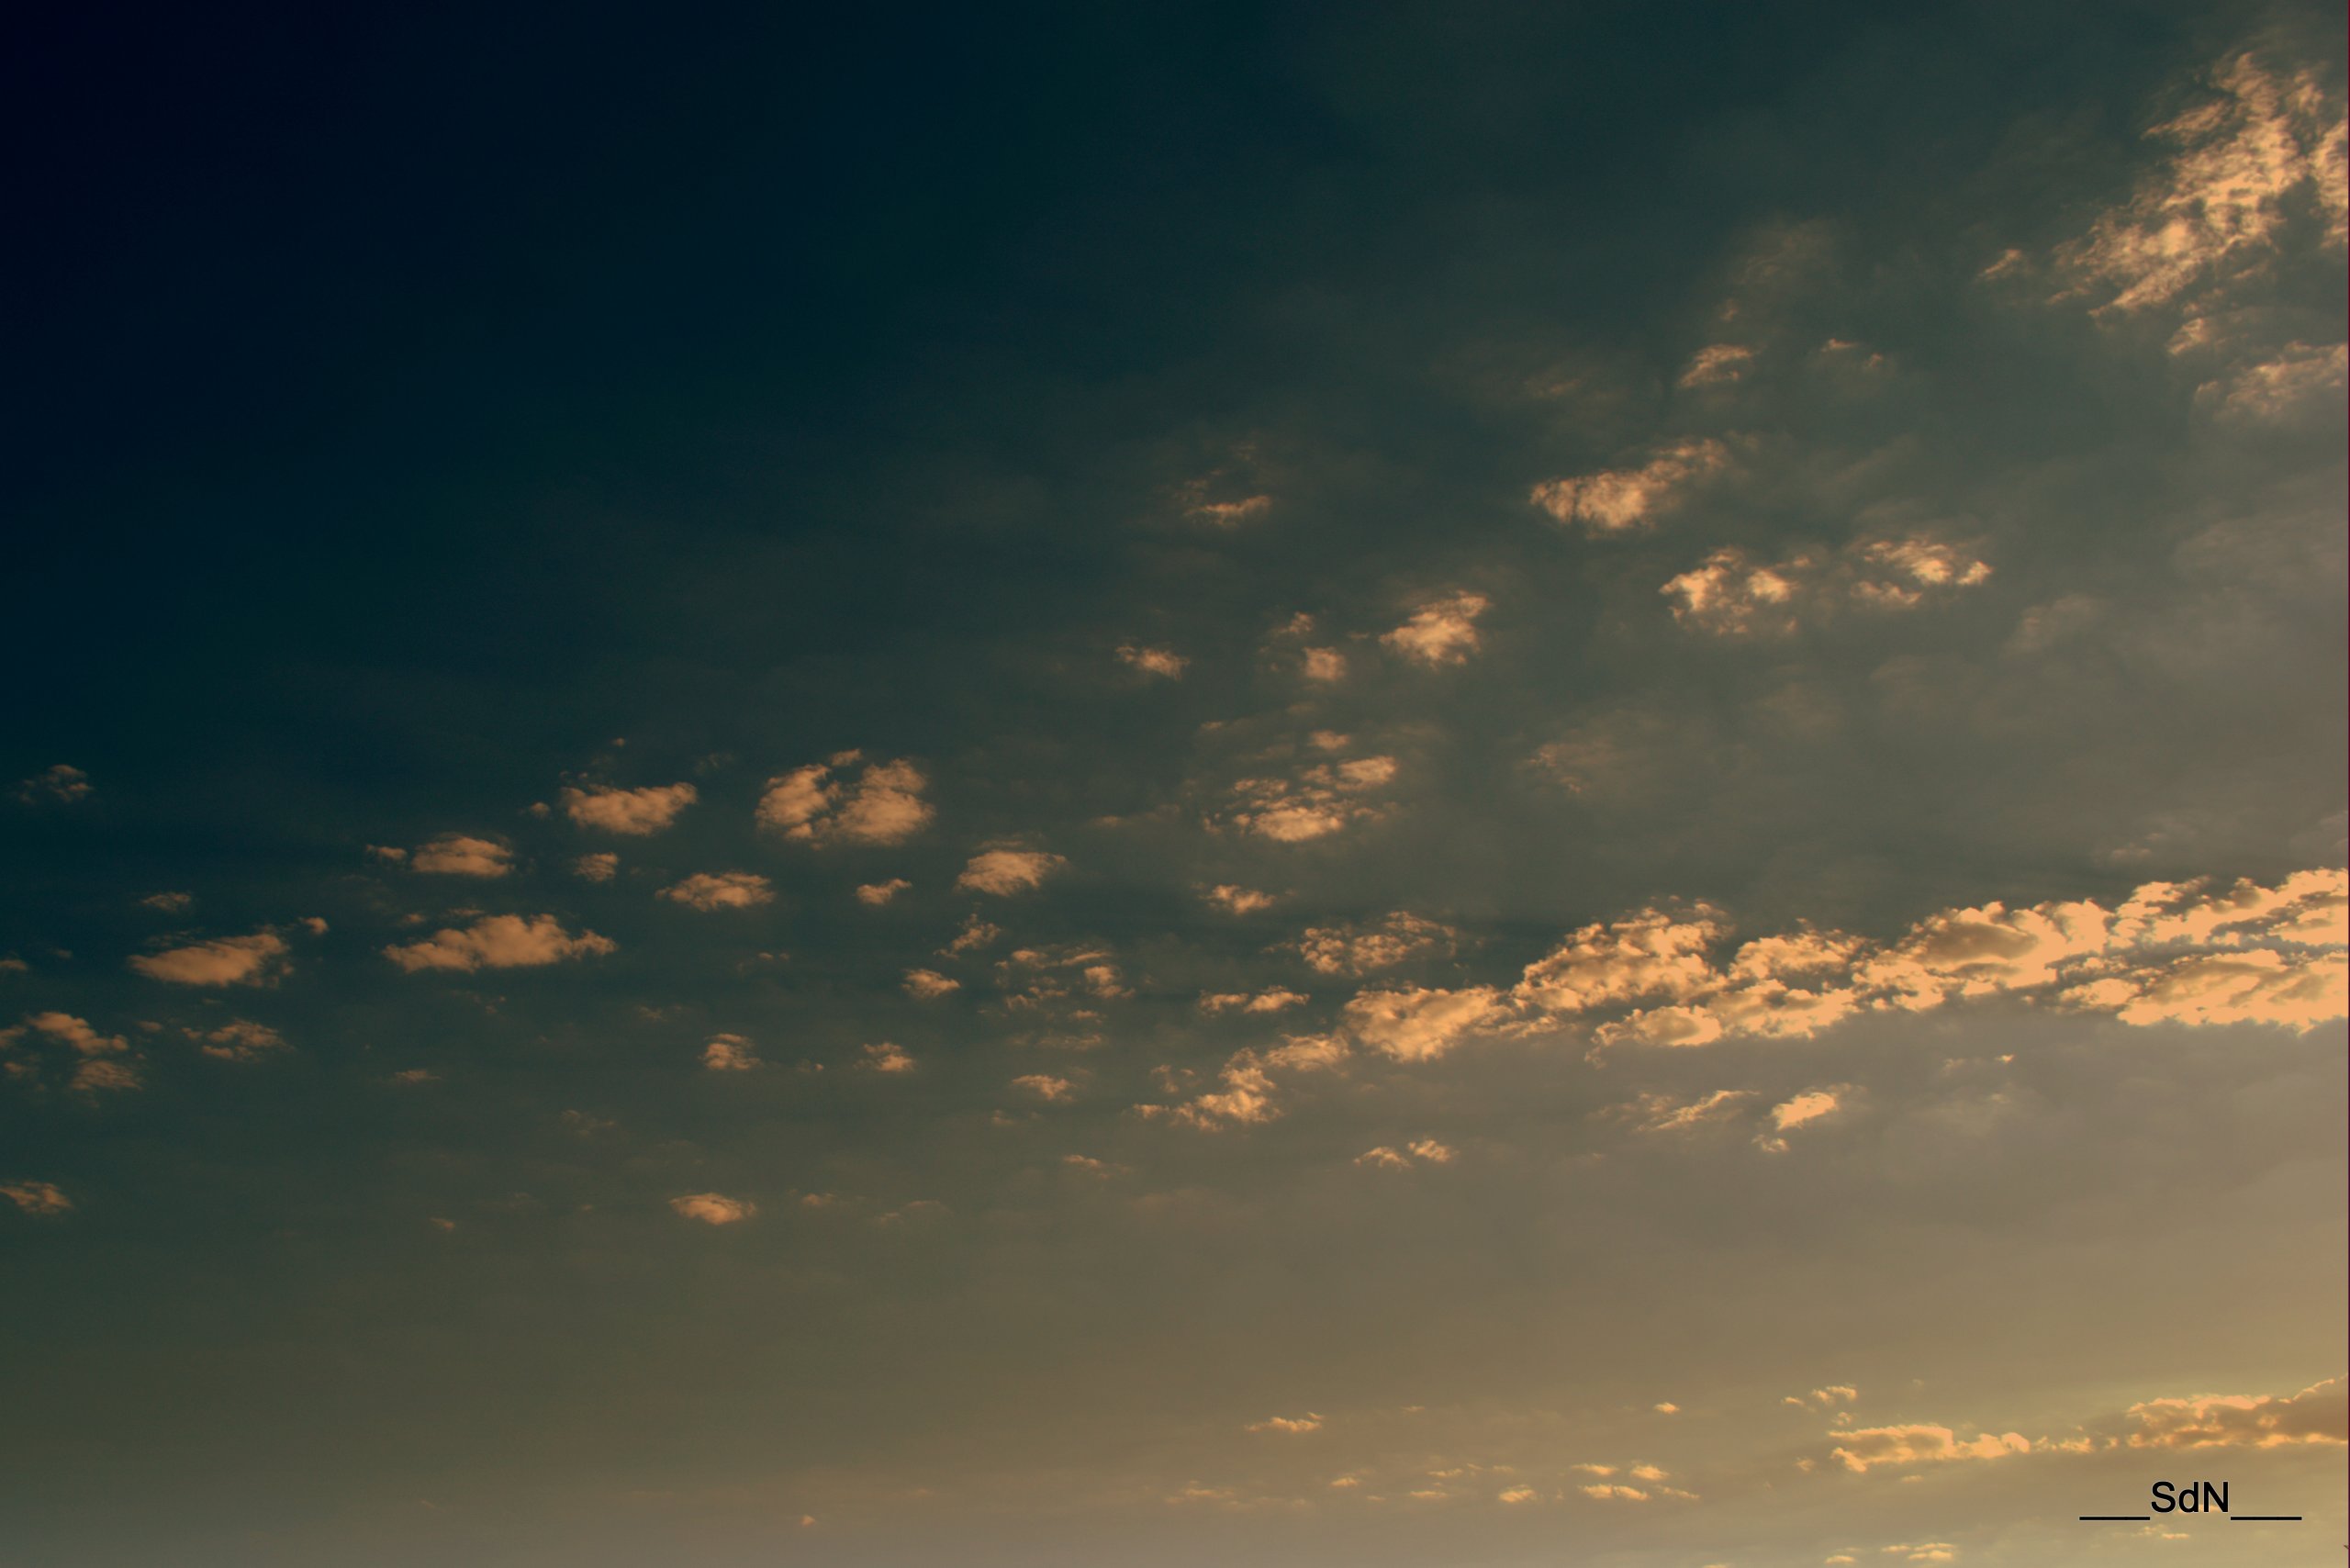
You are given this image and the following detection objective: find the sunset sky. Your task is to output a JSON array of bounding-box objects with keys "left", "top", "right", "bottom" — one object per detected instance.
[{"left": 5, "top": 4, "right": 2345, "bottom": 1564}]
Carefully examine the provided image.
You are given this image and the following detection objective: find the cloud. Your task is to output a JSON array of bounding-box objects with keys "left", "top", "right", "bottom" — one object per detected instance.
[
  {"left": 1246, "top": 1415, "right": 1323, "bottom": 1434},
  {"left": 1012, "top": 1073, "right": 1076, "bottom": 1103},
  {"left": 659, "top": 871, "right": 776, "bottom": 912},
  {"left": 1141, "top": 1033, "right": 1348, "bottom": 1129},
  {"left": 1226, "top": 754, "right": 1399, "bottom": 843},
  {"left": 1381, "top": 591, "right": 1490, "bottom": 666},
  {"left": 69, "top": 1060, "right": 141, "bottom": 1093},
  {"left": 2122, "top": 1377, "right": 2345, "bottom": 1450},
  {"left": 1661, "top": 537, "right": 1989, "bottom": 636},
  {"left": 1206, "top": 885, "right": 1277, "bottom": 915},
  {"left": 1, "top": 1180, "right": 71, "bottom": 1215},
  {"left": 1786, "top": 1385, "right": 1861, "bottom": 1410},
  {"left": 383, "top": 914, "right": 617, "bottom": 973},
  {"left": 572, "top": 852, "right": 619, "bottom": 882},
  {"left": 1768, "top": 1089, "right": 1843, "bottom": 1133},
  {"left": 1678, "top": 343, "right": 1754, "bottom": 386},
  {"left": 1357, "top": 1138, "right": 1454, "bottom": 1169},
  {"left": 1830, "top": 1425, "right": 2030, "bottom": 1473},
  {"left": 14, "top": 1012, "right": 129, "bottom": 1057},
  {"left": 408, "top": 834, "right": 516, "bottom": 878},
  {"left": 1198, "top": 988, "right": 1307, "bottom": 1014},
  {"left": 956, "top": 847, "right": 1066, "bottom": 896},
  {"left": 902, "top": 968, "right": 961, "bottom": 1000},
  {"left": 139, "top": 891, "right": 193, "bottom": 913},
  {"left": 1301, "top": 646, "right": 1348, "bottom": 682},
  {"left": 196, "top": 1019, "right": 287, "bottom": 1062},
  {"left": 861, "top": 1042, "right": 916, "bottom": 1074},
  {"left": 670, "top": 1193, "right": 755, "bottom": 1225},
  {"left": 1617, "top": 1088, "right": 1753, "bottom": 1134},
  {"left": 757, "top": 754, "right": 934, "bottom": 846},
  {"left": 856, "top": 878, "right": 912, "bottom": 906},
  {"left": 129, "top": 930, "right": 293, "bottom": 987},
  {"left": 1292, "top": 912, "right": 1457, "bottom": 976},
  {"left": 942, "top": 914, "right": 1000, "bottom": 954},
  {"left": 2049, "top": 54, "right": 2347, "bottom": 315},
  {"left": 17, "top": 765, "right": 92, "bottom": 804},
  {"left": 702, "top": 1034, "right": 759, "bottom": 1071},
  {"left": 1529, "top": 439, "right": 1730, "bottom": 533},
  {"left": 557, "top": 781, "right": 698, "bottom": 835},
  {"left": 1342, "top": 986, "right": 1507, "bottom": 1061},
  {"left": 2198, "top": 340, "right": 2347, "bottom": 420},
  {"left": 1117, "top": 644, "right": 1188, "bottom": 678}
]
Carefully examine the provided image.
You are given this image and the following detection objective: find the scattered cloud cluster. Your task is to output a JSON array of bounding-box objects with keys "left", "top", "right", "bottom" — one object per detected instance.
[
  {"left": 659, "top": 871, "right": 775, "bottom": 912},
  {"left": 758, "top": 753, "right": 934, "bottom": 846},
  {"left": 1529, "top": 439, "right": 1730, "bottom": 533},
  {"left": 957, "top": 847, "right": 1066, "bottom": 896},
  {"left": 1225, "top": 753, "right": 1399, "bottom": 844},
  {"left": 558, "top": 782, "right": 698, "bottom": 835},
  {"left": 1661, "top": 536, "right": 1990, "bottom": 636},
  {"left": 1381, "top": 591, "right": 1490, "bottom": 666},
  {"left": 384, "top": 914, "right": 616, "bottom": 974}
]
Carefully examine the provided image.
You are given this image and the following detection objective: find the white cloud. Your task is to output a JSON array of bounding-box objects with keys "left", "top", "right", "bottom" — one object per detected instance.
[
  {"left": 1342, "top": 986, "right": 1507, "bottom": 1061},
  {"left": 670, "top": 1193, "right": 755, "bottom": 1226},
  {"left": 557, "top": 781, "right": 698, "bottom": 835},
  {"left": 383, "top": 914, "right": 616, "bottom": 973},
  {"left": 1198, "top": 988, "right": 1307, "bottom": 1014},
  {"left": 196, "top": 1019, "right": 287, "bottom": 1062},
  {"left": 757, "top": 754, "right": 934, "bottom": 846},
  {"left": 856, "top": 878, "right": 912, "bottom": 906},
  {"left": 1246, "top": 1414, "right": 1323, "bottom": 1434},
  {"left": 903, "top": 968, "right": 961, "bottom": 1000},
  {"left": 16, "top": 765, "right": 92, "bottom": 804},
  {"left": 1205, "top": 884, "right": 1277, "bottom": 915},
  {"left": 1013, "top": 1072, "right": 1076, "bottom": 1103},
  {"left": 1117, "top": 644, "right": 1189, "bottom": 678},
  {"left": 861, "top": 1042, "right": 917, "bottom": 1074},
  {"left": 1679, "top": 343, "right": 1754, "bottom": 386},
  {"left": 1529, "top": 439, "right": 1730, "bottom": 533},
  {"left": 1382, "top": 591, "right": 1490, "bottom": 666},
  {"left": 1, "top": 1180, "right": 72, "bottom": 1215},
  {"left": 659, "top": 871, "right": 775, "bottom": 912},
  {"left": 956, "top": 847, "right": 1066, "bottom": 896},
  {"left": 1830, "top": 1424, "right": 2030, "bottom": 1473},
  {"left": 1292, "top": 912, "right": 1457, "bottom": 976},
  {"left": 572, "top": 851, "right": 619, "bottom": 882},
  {"left": 129, "top": 930, "right": 293, "bottom": 987},
  {"left": 1661, "top": 537, "right": 1988, "bottom": 636},
  {"left": 408, "top": 834, "right": 515, "bottom": 878},
  {"left": 1301, "top": 646, "right": 1348, "bottom": 682},
  {"left": 702, "top": 1034, "right": 759, "bottom": 1071},
  {"left": 2198, "top": 340, "right": 2347, "bottom": 420},
  {"left": 1226, "top": 754, "right": 1398, "bottom": 843},
  {"left": 2123, "top": 1377, "right": 2344, "bottom": 1450}
]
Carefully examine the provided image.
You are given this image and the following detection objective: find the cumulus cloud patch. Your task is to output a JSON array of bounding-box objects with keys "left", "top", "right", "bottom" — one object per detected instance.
[
  {"left": 1529, "top": 439, "right": 1730, "bottom": 533},
  {"left": 408, "top": 834, "right": 516, "bottom": 877},
  {"left": 1662, "top": 537, "right": 1990, "bottom": 636},
  {"left": 702, "top": 1034, "right": 759, "bottom": 1071},
  {"left": 558, "top": 781, "right": 698, "bottom": 835},
  {"left": 670, "top": 1193, "right": 755, "bottom": 1225},
  {"left": 659, "top": 871, "right": 775, "bottom": 912},
  {"left": 1292, "top": 912, "right": 1458, "bottom": 976},
  {"left": 956, "top": 847, "right": 1067, "bottom": 896},
  {"left": 1117, "top": 644, "right": 1188, "bottom": 678},
  {"left": 1381, "top": 591, "right": 1490, "bottom": 666},
  {"left": 129, "top": 930, "right": 294, "bottom": 988},
  {"left": 1225, "top": 753, "right": 1399, "bottom": 843},
  {"left": 195, "top": 1019, "right": 287, "bottom": 1062},
  {"left": 758, "top": 753, "right": 934, "bottom": 846},
  {"left": 1, "top": 1180, "right": 72, "bottom": 1215},
  {"left": 384, "top": 914, "right": 616, "bottom": 973},
  {"left": 17, "top": 765, "right": 92, "bottom": 804}
]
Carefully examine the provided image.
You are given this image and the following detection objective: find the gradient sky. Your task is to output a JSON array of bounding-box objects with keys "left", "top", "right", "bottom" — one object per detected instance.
[{"left": 5, "top": 4, "right": 2346, "bottom": 1565}]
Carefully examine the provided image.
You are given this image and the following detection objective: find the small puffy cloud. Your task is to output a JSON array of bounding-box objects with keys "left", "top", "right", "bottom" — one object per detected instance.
[
  {"left": 1580, "top": 1484, "right": 1651, "bottom": 1501},
  {"left": 1013, "top": 1072, "right": 1076, "bottom": 1103},
  {"left": 17, "top": 765, "right": 92, "bottom": 804},
  {"left": 1516, "top": 906, "right": 1726, "bottom": 1013},
  {"left": 1342, "top": 986, "right": 1506, "bottom": 1062},
  {"left": 1654, "top": 1403, "right": 1680, "bottom": 1415},
  {"left": 1381, "top": 591, "right": 1490, "bottom": 666},
  {"left": 702, "top": 1034, "right": 759, "bottom": 1071},
  {"left": 942, "top": 914, "right": 1000, "bottom": 955},
  {"left": 408, "top": 834, "right": 515, "bottom": 878},
  {"left": 69, "top": 1060, "right": 141, "bottom": 1092},
  {"left": 129, "top": 930, "right": 293, "bottom": 988},
  {"left": 1294, "top": 912, "right": 1456, "bottom": 975},
  {"left": 1139, "top": 1033, "right": 1350, "bottom": 1129},
  {"left": 1496, "top": 1486, "right": 1540, "bottom": 1505},
  {"left": 1, "top": 1180, "right": 72, "bottom": 1215},
  {"left": 2199, "top": 340, "right": 2347, "bottom": 420},
  {"left": 1205, "top": 884, "right": 1277, "bottom": 915},
  {"left": 1358, "top": 1138, "right": 1454, "bottom": 1169},
  {"left": 15, "top": 1011, "right": 129, "bottom": 1057},
  {"left": 902, "top": 968, "right": 961, "bottom": 1000},
  {"left": 383, "top": 914, "right": 616, "bottom": 973},
  {"left": 557, "top": 781, "right": 698, "bottom": 835},
  {"left": 572, "top": 851, "right": 619, "bottom": 882},
  {"left": 670, "top": 1193, "right": 755, "bottom": 1226},
  {"left": 1198, "top": 988, "right": 1308, "bottom": 1015},
  {"left": 1769, "top": 1089, "right": 1845, "bottom": 1133},
  {"left": 1679, "top": 343, "right": 1754, "bottom": 386},
  {"left": 1830, "top": 1425, "right": 2030, "bottom": 1473},
  {"left": 2122, "top": 1377, "right": 2345, "bottom": 1451},
  {"left": 1117, "top": 644, "right": 1188, "bottom": 679},
  {"left": 196, "top": 1019, "right": 286, "bottom": 1062},
  {"left": 1301, "top": 646, "right": 1347, "bottom": 682},
  {"left": 139, "top": 891, "right": 193, "bottom": 913},
  {"left": 757, "top": 754, "right": 934, "bottom": 846},
  {"left": 1529, "top": 439, "right": 1729, "bottom": 533},
  {"left": 1246, "top": 1415, "right": 1322, "bottom": 1434},
  {"left": 1618, "top": 1088, "right": 1753, "bottom": 1134},
  {"left": 957, "top": 846, "right": 1066, "bottom": 896},
  {"left": 659, "top": 871, "right": 775, "bottom": 912},
  {"left": 1226, "top": 755, "right": 1399, "bottom": 843},
  {"left": 860, "top": 1042, "right": 916, "bottom": 1074},
  {"left": 856, "top": 878, "right": 912, "bottom": 906}
]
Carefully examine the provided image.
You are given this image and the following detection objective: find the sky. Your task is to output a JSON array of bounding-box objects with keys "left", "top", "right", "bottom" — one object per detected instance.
[{"left": 3, "top": 3, "right": 2345, "bottom": 1564}]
